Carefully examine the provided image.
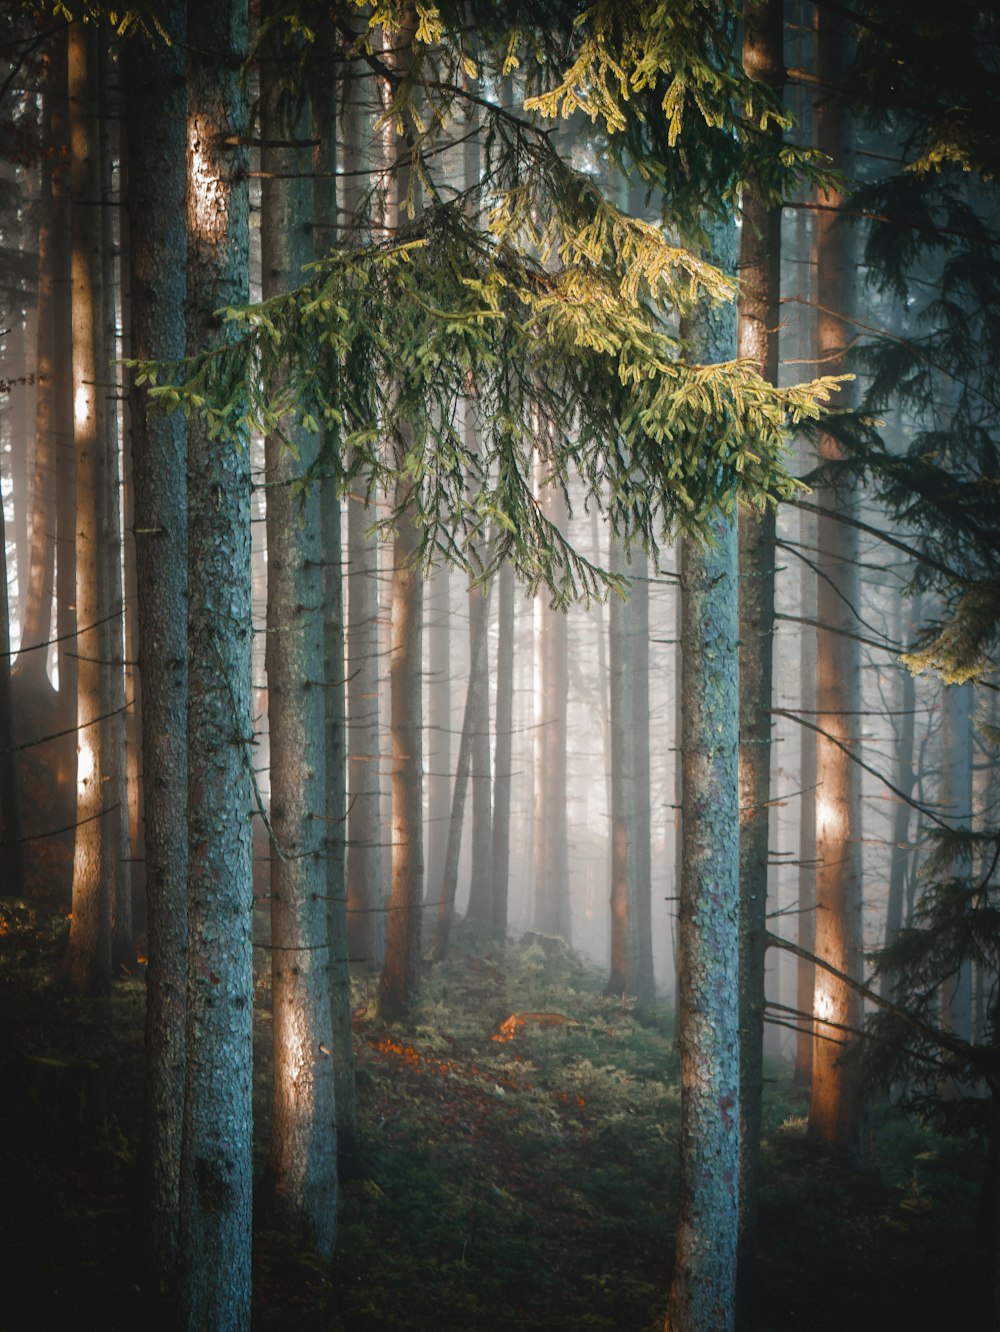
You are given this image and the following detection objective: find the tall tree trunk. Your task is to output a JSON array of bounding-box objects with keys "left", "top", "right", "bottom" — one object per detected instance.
[
  {"left": 117, "top": 111, "right": 145, "bottom": 929},
  {"left": 12, "top": 301, "right": 35, "bottom": 632},
  {"left": 794, "top": 153, "right": 818, "bottom": 1087},
  {"left": 53, "top": 19, "right": 76, "bottom": 745},
  {"left": 939, "top": 680, "right": 973, "bottom": 1045},
  {"left": 343, "top": 65, "right": 385, "bottom": 971},
  {"left": 666, "top": 216, "right": 741, "bottom": 1332},
  {"left": 881, "top": 598, "right": 917, "bottom": 1000},
  {"left": 533, "top": 474, "right": 570, "bottom": 941},
  {"left": 434, "top": 572, "right": 492, "bottom": 959},
  {"left": 314, "top": 17, "right": 359, "bottom": 1179},
  {"left": 379, "top": 9, "right": 423, "bottom": 1018},
  {"left": 795, "top": 528, "right": 818, "bottom": 1085},
  {"left": 98, "top": 43, "right": 134, "bottom": 974},
  {"left": 426, "top": 563, "right": 451, "bottom": 900},
  {"left": 462, "top": 106, "right": 492, "bottom": 928},
  {"left": 0, "top": 496, "right": 24, "bottom": 896},
  {"left": 607, "top": 537, "right": 638, "bottom": 997},
  {"left": 631, "top": 544, "right": 655, "bottom": 1014},
  {"left": 380, "top": 482, "right": 423, "bottom": 1014},
  {"left": 466, "top": 568, "right": 493, "bottom": 926},
  {"left": 178, "top": 1, "right": 253, "bottom": 1325},
  {"left": 261, "top": 19, "right": 338, "bottom": 1257},
  {"left": 736, "top": 0, "right": 783, "bottom": 1298},
  {"left": 18, "top": 65, "right": 57, "bottom": 686},
  {"left": 124, "top": 0, "right": 188, "bottom": 1293},
  {"left": 491, "top": 559, "right": 514, "bottom": 943},
  {"left": 64, "top": 16, "right": 111, "bottom": 997},
  {"left": 807, "top": 6, "right": 865, "bottom": 1154}
]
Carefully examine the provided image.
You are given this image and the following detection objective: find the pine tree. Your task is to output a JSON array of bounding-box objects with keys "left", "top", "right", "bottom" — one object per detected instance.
[
  {"left": 177, "top": 0, "right": 253, "bottom": 1323},
  {"left": 64, "top": 14, "right": 111, "bottom": 997},
  {"left": 379, "top": 6, "right": 425, "bottom": 1020},
  {"left": 260, "top": 3, "right": 337, "bottom": 1255},
  {"left": 735, "top": 0, "right": 783, "bottom": 1289},
  {"left": 606, "top": 532, "right": 638, "bottom": 997},
  {"left": 123, "top": 0, "right": 189, "bottom": 1291},
  {"left": 667, "top": 217, "right": 742, "bottom": 1332},
  {"left": 806, "top": 4, "right": 866, "bottom": 1154}
]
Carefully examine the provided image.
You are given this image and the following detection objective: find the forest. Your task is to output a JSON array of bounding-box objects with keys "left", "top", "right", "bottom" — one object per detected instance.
[{"left": 0, "top": 1, "right": 998, "bottom": 1329}]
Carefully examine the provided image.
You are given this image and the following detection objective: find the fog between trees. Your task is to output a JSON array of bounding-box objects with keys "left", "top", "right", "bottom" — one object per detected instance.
[{"left": 1, "top": 2, "right": 998, "bottom": 1329}]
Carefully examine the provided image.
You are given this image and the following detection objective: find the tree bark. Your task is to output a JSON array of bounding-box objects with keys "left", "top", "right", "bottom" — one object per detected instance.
[
  {"left": 881, "top": 597, "right": 917, "bottom": 1000},
  {"left": 380, "top": 481, "right": 424, "bottom": 1016},
  {"left": 462, "top": 108, "right": 493, "bottom": 928},
  {"left": 64, "top": 16, "right": 111, "bottom": 997},
  {"left": 0, "top": 489, "right": 24, "bottom": 897},
  {"left": 124, "top": 0, "right": 188, "bottom": 1292},
  {"left": 261, "top": 16, "right": 338, "bottom": 1257},
  {"left": 466, "top": 569, "right": 493, "bottom": 925},
  {"left": 313, "top": 16, "right": 359, "bottom": 1179},
  {"left": 939, "top": 680, "right": 973, "bottom": 1045},
  {"left": 491, "top": 559, "right": 514, "bottom": 943},
  {"left": 53, "top": 27, "right": 77, "bottom": 741},
  {"left": 434, "top": 572, "right": 492, "bottom": 960},
  {"left": 807, "top": 5, "right": 866, "bottom": 1155},
  {"left": 426, "top": 563, "right": 451, "bottom": 902},
  {"left": 178, "top": 1, "right": 253, "bottom": 1324},
  {"left": 736, "top": 0, "right": 783, "bottom": 1298},
  {"left": 18, "top": 62, "right": 57, "bottom": 685},
  {"left": 97, "top": 44, "right": 134, "bottom": 974},
  {"left": 379, "top": 9, "right": 423, "bottom": 1018},
  {"left": 631, "top": 544, "right": 655, "bottom": 1014},
  {"left": 343, "top": 63, "right": 385, "bottom": 970},
  {"left": 607, "top": 537, "right": 638, "bottom": 997},
  {"left": 666, "top": 216, "right": 741, "bottom": 1332},
  {"left": 533, "top": 473, "right": 570, "bottom": 942}
]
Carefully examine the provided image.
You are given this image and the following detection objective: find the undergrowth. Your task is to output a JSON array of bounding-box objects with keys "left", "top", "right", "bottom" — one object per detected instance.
[{"left": 0, "top": 903, "right": 990, "bottom": 1330}]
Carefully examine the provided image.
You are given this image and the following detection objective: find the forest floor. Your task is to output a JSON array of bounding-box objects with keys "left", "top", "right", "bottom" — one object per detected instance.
[{"left": 0, "top": 897, "right": 989, "bottom": 1331}]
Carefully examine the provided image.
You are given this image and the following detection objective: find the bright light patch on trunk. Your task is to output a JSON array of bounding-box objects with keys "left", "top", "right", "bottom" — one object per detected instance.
[
  {"left": 74, "top": 382, "right": 90, "bottom": 428},
  {"left": 189, "top": 120, "right": 228, "bottom": 243},
  {"left": 814, "top": 978, "right": 835, "bottom": 1026},
  {"left": 77, "top": 738, "right": 94, "bottom": 794},
  {"left": 816, "top": 794, "right": 842, "bottom": 841}
]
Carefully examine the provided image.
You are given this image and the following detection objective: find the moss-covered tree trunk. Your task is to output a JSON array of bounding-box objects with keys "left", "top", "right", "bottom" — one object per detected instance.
[
  {"left": 124, "top": 0, "right": 188, "bottom": 1290},
  {"left": 178, "top": 0, "right": 253, "bottom": 1324},
  {"left": 736, "top": 0, "right": 783, "bottom": 1297},
  {"left": 261, "top": 15, "right": 338, "bottom": 1257},
  {"left": 666, "top": 216, "right": 741, "bottom": 1332}
]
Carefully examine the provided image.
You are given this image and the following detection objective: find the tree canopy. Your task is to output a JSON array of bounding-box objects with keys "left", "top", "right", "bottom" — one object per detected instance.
[{"left": 135, "top": 0, "right": 844, "bottom": 602}]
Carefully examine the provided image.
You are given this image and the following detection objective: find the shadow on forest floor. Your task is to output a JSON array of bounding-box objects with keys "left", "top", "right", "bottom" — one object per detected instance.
[{"left": 0, "top": 900, "right": 989, "bottom": 1330}]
